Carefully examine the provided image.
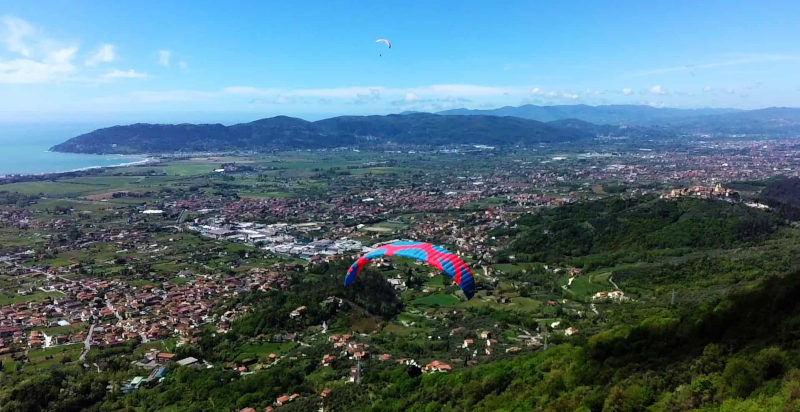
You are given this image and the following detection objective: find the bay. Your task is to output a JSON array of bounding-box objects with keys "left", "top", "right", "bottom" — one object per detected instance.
[{"left": 0, "top": 122, "right": 147, "bottom": 176}]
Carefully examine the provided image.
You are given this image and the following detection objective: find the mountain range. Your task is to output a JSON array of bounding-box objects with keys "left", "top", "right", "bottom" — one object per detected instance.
[
  {"left": 50, "top": 105, "right": 800, "bottom": 154},
  {"left": 437, "top": 104, "right": 740, "bottom": 124},
  {"left": 50, "top": 113, "right": 594, "bottom": 154},
  {"left": 439, "top": 105, "right": 800, "bottom": 135}
]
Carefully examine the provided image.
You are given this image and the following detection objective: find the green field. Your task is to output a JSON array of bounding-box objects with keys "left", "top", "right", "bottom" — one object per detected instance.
[
  {"left": 161, "top": 163, "right": 218, "bottom": 176},
  {"left": 1, "top": 357, "right": 20, "bottom": 373},
  {"left": 558, "top": 269, "right": 620, "bottom": 301},
  {"left": 560, "top": 275, "right": 606, "bottom": 301},
  {"left": 424, "top": 274, "right": 445, "bottom": 287},
  {"left": 0, "top": 181, "right": 102, "bottom": 196},
  {"left": 411, "top": 293, "right": 460, "bottom": 307},
  {"left": 34, "top": 322, "right": 86, "bottom": 337},
  {"left": 238, "top": 191, "right": 293, "bottom": 199},
  {"left": 460, "top": 294, "right": 543, "bottom": 313},
  {"left": 349, "top": 166, "right": 406, "bottom": 175},
  {"left": 29, "top": 198, "right": 113, "bottom": 212},
  {"left": 235, "top": 342, "right": 294, "bottom": 362},
  {"left": 491, "top": 263, "right": 528, "bottom": 275},
  {"left": 26, "top": 344, "right": 83, "bottom": 370},
  {"left": 135, "top": 339, "right": 177, "bottom": 356},
  {"left": 465, "top": 197, "right": 507, "bottom": 208},
  {"left": 0, "top": 290, "right": 62, "bottom": 305},
  {"left": 360, "top": 220, "right": 409, "bottom": 233},
  {"left": 0, "top": 227, "right": 45, "bottom": 248}
]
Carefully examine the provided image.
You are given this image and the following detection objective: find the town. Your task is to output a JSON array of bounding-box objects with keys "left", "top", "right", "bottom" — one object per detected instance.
[{"left": 0, "top": 139, "right": 799, "bottom": 410}]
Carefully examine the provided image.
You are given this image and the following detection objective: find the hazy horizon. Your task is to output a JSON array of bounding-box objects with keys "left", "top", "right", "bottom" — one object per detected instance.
[{"left": 0, "top": 102, "right": 796, "bottom": 128}]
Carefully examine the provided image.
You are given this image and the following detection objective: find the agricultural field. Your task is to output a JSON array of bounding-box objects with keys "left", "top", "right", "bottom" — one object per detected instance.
[
  {"left": 410, "top": 293, "right": 460, "bottom": 307},
  {"left": 0, "top": 290, "right": 62, "bottom": 305},
  {"left": 25, "top": 344, "right": 83, "bottom": 370}
]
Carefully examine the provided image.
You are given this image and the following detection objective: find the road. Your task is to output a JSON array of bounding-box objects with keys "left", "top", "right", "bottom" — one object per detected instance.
[
  {"left": 42, "top": 331, "right": 52, "bottom": 348},
  {"left": 105, "top": 295, "right": 124, "bottom": 323},
  {"left": 608, "top": 275, "right": 621, "bottom": 290},
  {"left": 79, "top": 323, "right": 95, "bottom": 361},
  {"left": 39, "top": 286, "right": 65, "bottom": 296}
]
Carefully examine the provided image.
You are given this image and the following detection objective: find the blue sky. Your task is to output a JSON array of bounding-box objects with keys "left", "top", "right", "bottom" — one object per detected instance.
[{"left": 1, "top": 0, "right": 799, "bottom": 123}]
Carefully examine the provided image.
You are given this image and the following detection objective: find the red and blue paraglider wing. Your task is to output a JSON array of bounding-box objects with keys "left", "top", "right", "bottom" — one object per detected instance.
[{"left": 345, "top": 241, "right": 475, "bottom": 299}]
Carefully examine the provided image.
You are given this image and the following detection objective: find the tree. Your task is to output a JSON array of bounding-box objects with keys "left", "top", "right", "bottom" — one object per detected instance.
[{"left": 723, "top": 358, "right": 761, "bottom": 398}]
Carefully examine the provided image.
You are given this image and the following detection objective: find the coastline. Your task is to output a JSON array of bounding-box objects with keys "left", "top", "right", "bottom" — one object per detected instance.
[
  {"left": 0, "top": 155, "right": 157, "bottom": 182},
  {"left": 0, "top": 146, "right": 260, "bottom": 183},
  {"left": 56, "top": 156, "right": 155, "bottom": 174}
]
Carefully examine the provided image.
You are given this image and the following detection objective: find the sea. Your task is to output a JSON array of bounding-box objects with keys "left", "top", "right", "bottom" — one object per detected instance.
[{"left": 0, "top": 122, "right": 147, "bottom": 176}]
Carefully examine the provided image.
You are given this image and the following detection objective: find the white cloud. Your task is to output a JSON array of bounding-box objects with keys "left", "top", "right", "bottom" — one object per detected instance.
[
  {"left": 157, "top": 50, "right": 171, "bottom": 67},
  {"left": 48, "top": 47, "right": 77, "bottom": 64},
  {"left": 391, "top": 91, "right": 473, "bottom": 107},
  {"left": 530, "top": 87, "right": 583, "bottom": 100},
  {"left": 218, "top": 84, "right": 597, "bottom": 108},
  {"left": 0, "top": 16, "right": 35, "bottom": 57},
  {"left": 0, "top": 16, "right": 79, "bottom": 83},
  {"left": 0, "top": 46, "right": 76, "bottom": 83},
  {"left": 649, "top": 85, "right": 666, "bottom": 95},
  {"left": 222, "top": 84, "right": 594, "bottom": 108},
  {"left": 531, "top": 87, "right": 558, "bottom": 97},
  {"left": 104, "top": 69, "right": 147, "bottom": 79},
  {"left": 116, "top": 83, "right": 617, "bottom": 109},
  {"left": 703, "top": 86, "right": 712, "bottom": 92},
  {"left": 0, "top": 58, "right": 67, "bottom": 83},
  {"left": 622, "top": 88, "right": 633, "bottom": 95},
  {"left": 356, "top": 88, "right": 381, "bottom": 102},
  {"left": 224, "top": 84, "right": 528, "bottom": 106},
  {"left": 86, "top": 44, "right": 115, "bottom": 66},
  {"left": 178, "top": 60, "right": 187, "bottom": 69},
  {"left": 0, "top": 16, "right": 144, "bottom": 84}
]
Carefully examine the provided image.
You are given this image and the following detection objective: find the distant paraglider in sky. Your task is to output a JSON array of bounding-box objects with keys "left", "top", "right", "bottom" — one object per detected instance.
[
  {"left": 345, "top": 241, "right": 476, "bottom": 299},
  {"left": 376, "top": 38, "right": 391, "bottom": 56}
]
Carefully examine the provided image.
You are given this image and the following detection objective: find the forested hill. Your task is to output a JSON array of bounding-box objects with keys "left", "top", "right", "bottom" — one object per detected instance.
[
  {"left": 501, "top": 196, "right": 778, "bottom": 266},
  {"left": 438, "top": 104, "right": 740, "bottom": 124},
  {"left": 439, "top": 104, "right": 800, "bottom": 135},
  {"left": 49, "top": 114, "right": 592, "bottom": 154},
  {"left": 762, "top": 177, "right": 800, "bottom": 208},
  {"left": 761, "top": 176, "right": 800, "bottom": 220},
  {"left": 362, "top": 197, "right": 800, "bottom": 410}
]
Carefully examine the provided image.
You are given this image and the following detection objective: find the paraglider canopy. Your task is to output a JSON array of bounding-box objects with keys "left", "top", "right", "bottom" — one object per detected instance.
[
  {"left": 375, "top": 38, "right": 391, "bottom": 48},
  {"left": 345, "top": 241, "right": 476, "bottom": 299}
]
